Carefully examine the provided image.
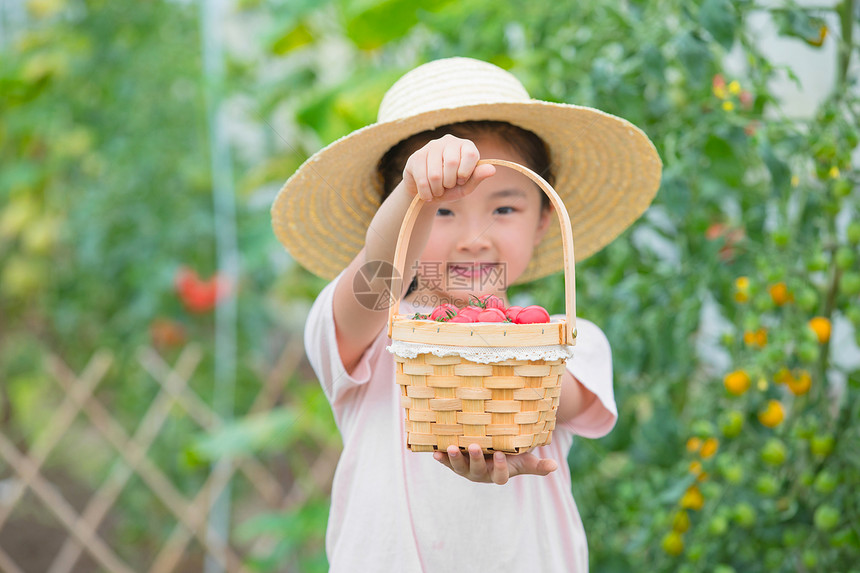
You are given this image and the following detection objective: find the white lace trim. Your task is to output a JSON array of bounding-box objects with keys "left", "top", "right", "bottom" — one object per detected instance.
[{"left": 386, "top": 340, "right": 574, "bottom": 364}]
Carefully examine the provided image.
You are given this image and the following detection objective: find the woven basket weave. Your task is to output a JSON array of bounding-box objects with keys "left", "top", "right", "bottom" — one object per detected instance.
[{"left": 387, "top": 159, "right": 577, "bottom": 454}]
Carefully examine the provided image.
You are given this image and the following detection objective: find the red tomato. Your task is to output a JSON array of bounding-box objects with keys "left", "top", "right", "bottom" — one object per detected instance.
[
  {"left": 477, "top": 308, "right": 506, "bottom": 322},
  {"left": 448, "top": 315, "right": 475, "bottom": 323},
  {"left": 458, "top": 305, "right": 483, "bottom": 321},
  {"left": 514, "top": 305, "right": 550, "bottom": 324},
  {"left": 505, "top": 306, "right": 523, "bottom": 322},
  {"left": 430, "top": 303, "right": 458, "bottom": 321},
  {"left": 175, "top": 267, "right": 230, "bottom": 313},
  {"left": 480, "top": 294, "right": 505, "bottom": 310}
]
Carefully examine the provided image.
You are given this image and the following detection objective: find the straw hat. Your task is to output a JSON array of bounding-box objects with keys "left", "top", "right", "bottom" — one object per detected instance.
[{"left": 271, "top": 56, "right": 662, "bottom": 284}]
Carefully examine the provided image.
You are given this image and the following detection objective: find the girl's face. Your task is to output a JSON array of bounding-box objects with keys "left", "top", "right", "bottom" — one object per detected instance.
[{"left": 407, "top": 134, "right": 553, "bottom": 308}]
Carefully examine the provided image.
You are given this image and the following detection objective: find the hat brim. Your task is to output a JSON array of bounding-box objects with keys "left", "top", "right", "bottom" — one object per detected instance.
[{"left": 271, "top": 101, "right": 662, "bottom": 284}]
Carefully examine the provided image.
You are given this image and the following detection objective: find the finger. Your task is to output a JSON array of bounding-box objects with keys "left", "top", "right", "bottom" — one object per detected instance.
[
  {"left": 467, "top": 443, "right": 489, "bottom": 480},
  {"left": 425, "top": 142, "right": 446, "bottom": 198},
  {"left": 447, "top": 445, "right": 469, "bottom": 474},
  {"left": 457, "top": 141, "right": 480, "bottom": 185},
  {"left": 458, "top": 163, "right": 496, "bottom": 198},
  {"left": 405, "top": 151, "right": 432, "bottom": 202},
  {"left": 536, "top": 458, "right": 558, "bottom": 475},
  {"left": 434, "top": 450, "right": 453, "bottom": 469},
  {"left": 491, "top": 451, "right": 510, "bottom": 485},
  {"left": 508, "top": 453, "right": 558, "bottom": 477},
  {"left": 441, "top": 143, "right": 461, "bottom": 189},
  {"left": 401, "top": 162, "right": 419, "bottom": 199}
]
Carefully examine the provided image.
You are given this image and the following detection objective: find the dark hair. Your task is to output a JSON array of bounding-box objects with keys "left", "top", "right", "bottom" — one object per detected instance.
[
  {"left": 377, "top": 120, "right": 553, "bottom": 208},
  {"left": 377, "top": 120, "right": 554, "bottom": 299}
]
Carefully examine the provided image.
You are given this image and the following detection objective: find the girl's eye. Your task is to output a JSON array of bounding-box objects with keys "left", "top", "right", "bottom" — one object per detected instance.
[
  {"left": 436, "top": 208, "right": 453, "bottom": 216},
  {"left": 494, "top": 206, "right": 516, "bottom": 215}
]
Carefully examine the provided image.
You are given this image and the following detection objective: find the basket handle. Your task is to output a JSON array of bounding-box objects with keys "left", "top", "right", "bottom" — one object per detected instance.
[{"left": 386, "top": 159, "right": 576, "bottom": 345}]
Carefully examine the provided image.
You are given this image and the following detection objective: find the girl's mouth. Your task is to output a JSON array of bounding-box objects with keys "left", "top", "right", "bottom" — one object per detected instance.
[{"left": 448, "top": 263, "right": 497, "bottom": 279}]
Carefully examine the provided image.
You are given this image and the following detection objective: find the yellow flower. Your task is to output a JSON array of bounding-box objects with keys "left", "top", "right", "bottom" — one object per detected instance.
[
  {"left": 686, "top": 437, "right": 702, "bottom": 453},
  {"left": 829, "top": 166, "right": 840, "bottom": 179},
  {"left": 722, "top": 100, "right": 735, "bottom": 112},
  {"left": 787, "top": 370, "right": 812, "bottom": 396},
  {"left": 724, "top": 370, "right": 751, "bottom": 396},
  {"left": 757, "top": 377, "right": 769, "bottom": 391},
  {"left": 697, "top": 471, "right": 710, "bottom": 482},
  {"left": 808, "top": 317, "right": 831, "bottom": 344},
  {"left": 728, "top": 80, "right": 741, "bottom": 95},
  {"left": 791, "top": 175, "right": 800, "bottom": 187},
  {"left": 700, "top": 437, "right": 719, "bottom": 459},
  {"left": 680, "top": 485, "right": 705, "bottom": 511},
  {"left": 759, "top": 400, "right": 785, "bottom": 428},
  {"left": 689, "top": 460, "right": 703, "bottom": 475}
]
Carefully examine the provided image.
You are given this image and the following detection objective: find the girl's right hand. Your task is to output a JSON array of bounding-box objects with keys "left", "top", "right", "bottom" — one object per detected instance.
[
  {"left": 432, "top": 443, "right": 557, "bottom": 485},
  {"left": 401, "top": 134, "right": 497, "bottom": 202}
]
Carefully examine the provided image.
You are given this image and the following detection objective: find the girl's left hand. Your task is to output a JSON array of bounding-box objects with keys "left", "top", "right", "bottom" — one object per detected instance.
[{"left": 432, "top": 443, "right": 557, "bottom": 485}]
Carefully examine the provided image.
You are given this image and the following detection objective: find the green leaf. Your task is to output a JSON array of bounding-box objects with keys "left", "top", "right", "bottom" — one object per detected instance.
[
  {"left": 700, "top": 0, "right": 737, "bottom": 50},
  {"left": 759, "top": 141, "right": 791, "bottom": 192},
  {"left": 271, "top": 22, "right": 314, "bottom": 55},
  {"left": 772, "top": 9, "right": 828, "bottom": 46},
  {"left": 675, "top": 31, "right": 712, "bottom": 82},
  {"left": 703, "top": 134, "right": 743, "bottom": 186},
  {"left": 189, "top": 407, "right": 303, "bottom": 461},
  {"left": 342, "top": 0, "right": 454, "bottom": 50},
  {"left": 296, "top": 68, "right": 401, "bottom": 143}
]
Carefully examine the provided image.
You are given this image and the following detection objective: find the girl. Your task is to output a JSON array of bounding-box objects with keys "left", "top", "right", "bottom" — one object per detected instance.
[{"left": 271, "top": 57, "right": 661, "bottom": 572}]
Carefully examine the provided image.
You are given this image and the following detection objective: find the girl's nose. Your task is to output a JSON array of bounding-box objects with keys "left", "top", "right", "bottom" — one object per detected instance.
[{"left": 455, "top": 219, "right": 493, "bottom": 253}]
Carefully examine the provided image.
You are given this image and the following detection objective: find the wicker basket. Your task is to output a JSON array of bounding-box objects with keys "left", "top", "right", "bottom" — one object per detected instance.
[{"left": 387, "top": 159, "right": 577, "bottom": 454}]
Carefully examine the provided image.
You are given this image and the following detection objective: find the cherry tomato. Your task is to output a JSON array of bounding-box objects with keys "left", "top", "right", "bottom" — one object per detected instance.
[
  {"left": 480, "top": 294, "right": 505, "bottom": 310},
  {"left": 515, "top": 305, "right": 550, "bottom": 324},
  {"left": 477, "top": 308, "right": 506, "bottom": 322},
  {"left": 505, "top": 305, "right": 523, "bottom": 322},
  {"left": 448, "top": 315, "right": 475, "bottom": 323},
  {"left": 430, "top": 303, "right": 458, "bottom": 321},
  {"left": 458, "top": 305, "right": 483, "bottom": 321}
]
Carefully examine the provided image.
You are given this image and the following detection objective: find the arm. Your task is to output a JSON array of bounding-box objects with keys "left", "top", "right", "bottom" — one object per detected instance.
[
  {"left": 555, "top": 370, "right": 599, "bottom": 426},
  {"left": 333, "top": 136, "right": 495, "bottom": 374}
]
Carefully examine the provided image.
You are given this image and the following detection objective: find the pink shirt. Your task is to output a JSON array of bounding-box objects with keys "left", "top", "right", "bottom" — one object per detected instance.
[{"left": 304, "top": 271, "right": 617, "bottom": 572}]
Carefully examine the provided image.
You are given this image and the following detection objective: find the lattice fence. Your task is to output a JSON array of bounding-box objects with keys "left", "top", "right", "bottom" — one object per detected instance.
[{"left": 0, "top": 339, "right": 338, "bottom": 572}]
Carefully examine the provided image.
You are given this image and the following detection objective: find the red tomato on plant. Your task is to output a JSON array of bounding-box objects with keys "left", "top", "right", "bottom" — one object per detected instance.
[
  {"left": 477, "top": 308, "right": 506, "bottom": 322},
  {"left": 175, "top": 267, "right": 230, "bottom": 314},
  {"left": 505, "top": 306, "right": 523, "bottom": 322},
  {"left": 514, "top": 305, "right": 550, "bottom": 324}
]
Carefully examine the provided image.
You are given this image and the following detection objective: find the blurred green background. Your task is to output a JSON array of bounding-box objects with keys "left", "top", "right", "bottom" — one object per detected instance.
[{"left": 1, "top": 0, "right": 859, "bottom": 571}]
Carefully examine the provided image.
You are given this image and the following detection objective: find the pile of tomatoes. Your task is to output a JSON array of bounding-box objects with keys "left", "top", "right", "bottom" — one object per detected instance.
[{"left": 411, "top": 294, "right": 551, "bottom": 324}]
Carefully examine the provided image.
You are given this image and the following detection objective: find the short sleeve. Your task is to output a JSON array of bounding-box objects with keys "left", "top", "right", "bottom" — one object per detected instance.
[
  {"left": 555, "top": 317, "right": 617, "bottom": 438},
  {"left": 303, "top": 271, "right": 387, "bottom": 410}
]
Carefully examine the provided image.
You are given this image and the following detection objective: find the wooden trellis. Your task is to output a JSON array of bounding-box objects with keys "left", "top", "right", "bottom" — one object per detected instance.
[{"left": 0, "top": 340, "right": 338, "bottom": 572}]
